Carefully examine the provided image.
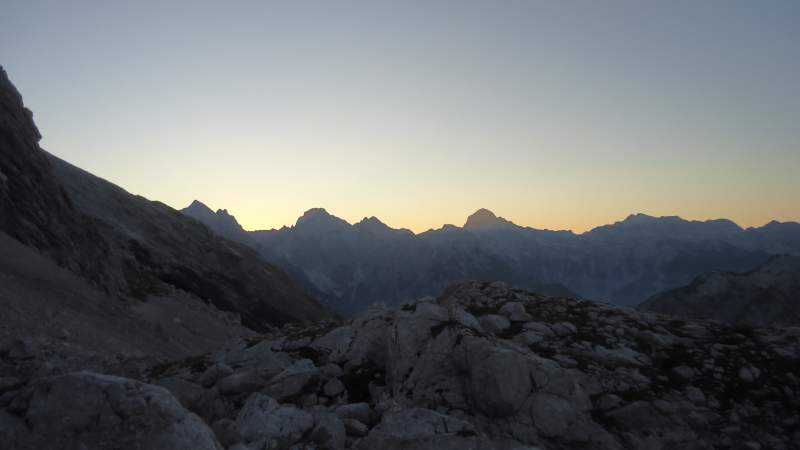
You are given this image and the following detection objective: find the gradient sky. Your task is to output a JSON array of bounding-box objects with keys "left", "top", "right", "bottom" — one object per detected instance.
[{"left": 1, "top": 1, "right": 798, "bottom": 233}]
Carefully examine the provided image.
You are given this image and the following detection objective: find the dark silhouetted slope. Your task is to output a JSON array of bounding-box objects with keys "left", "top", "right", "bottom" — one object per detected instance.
[
  {"left": 48, "top": 154, "right": 332, "bottom": 329},
  {"left": 0, "top": 66, "right": 331, "bottom": 333},
  {"left": 0, "top": 66, "right": 118, "bottom": 291}
]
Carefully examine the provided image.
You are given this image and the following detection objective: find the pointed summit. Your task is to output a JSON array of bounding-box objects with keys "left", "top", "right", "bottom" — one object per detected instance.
[
  {"left": 297, "top": 208, "right": 333, "bottom": 223},
  {"left": 355, "top": 216, "right": 388, "bottom": 229},
  {"left": 185, "top": 199, "right": 214, "bottom": 215},
  {"left": 295, "top": 208, "right": 350, "bottom": 232},
  {"left": 181, "top": 200, "right": 249, "bottom": 243},
  {"left": 464, "top": 208, "right": 515, "bottom": 230}
]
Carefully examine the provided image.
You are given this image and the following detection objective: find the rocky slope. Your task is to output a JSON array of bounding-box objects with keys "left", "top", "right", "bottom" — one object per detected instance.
[
  {"left": 185, "top": 203, "right": 788, "bottom": 315},
  {"left": 3, "top": 282, "right": 798, "bottom": 449},
  {"left": 639, "top": 255, "right": 800, "bottom": 326},
  {"left": 1, "top": 64, "right": 332, "bottom": 332},
  {"left": 0, "top": 226, "right": 267, "bottom": 373},
  {"left": 47, "top": 153, "right": 330, "bottom": 330}
]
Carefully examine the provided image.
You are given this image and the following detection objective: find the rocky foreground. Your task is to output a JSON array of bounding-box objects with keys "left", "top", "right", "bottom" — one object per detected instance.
[{"left": 2, "top": 282, "right": 800, "bottom": 449}]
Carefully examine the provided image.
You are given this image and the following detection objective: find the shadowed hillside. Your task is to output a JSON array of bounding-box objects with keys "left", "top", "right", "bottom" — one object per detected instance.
[{"left": 639, "top": 255, "right": 800, "bottom": 325}]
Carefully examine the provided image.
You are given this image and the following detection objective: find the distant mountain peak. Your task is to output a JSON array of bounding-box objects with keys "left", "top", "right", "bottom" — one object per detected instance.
[
  {"left": 295, "top": 208, "right": 349, "bottom": 231},
  {"left": 300, "top": 207, "right": 330, "bottom": 218},
  {"left": 760, "top": 220, "right": 800, "bottom": 229},
  {"left": 297, "top": 207, "right": 334, "bottom": 224},
  {"left": 186, "top": 199, "right": 214, "bottom": 214},
  {"left": 464, "top": 208, "right": 514, "bottom": 230},
  {"left": 181, "top": 200, "right": 248, "bottom": 242},
  {"left": 183, "top": 200, "right": 240, "bottom": 223},
  {"left": 623, "top": 213, "right": 658, "bottom": 222},
  {"left": 356, "top": 216, "right": 387, "bottom": 227},
  {"left": 591, "top": 213, "right": 743, "bottom": 236},
  {"left": 464, "top": 208, "right": 498, "bottom": 227},
  {"left": 620, "top": 213, "right": 689, "bottom": 226}
]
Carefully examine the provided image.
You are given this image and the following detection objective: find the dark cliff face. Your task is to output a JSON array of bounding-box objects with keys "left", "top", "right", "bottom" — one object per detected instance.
[
  {"left": 0, "top": 66, "right": 53, "bottom": 239},
  {"left": 0, "top": 66, "right": 331, "bottom": 329},
  {"left": 0, "top": 66, "right": 116, "bottom": 290}
]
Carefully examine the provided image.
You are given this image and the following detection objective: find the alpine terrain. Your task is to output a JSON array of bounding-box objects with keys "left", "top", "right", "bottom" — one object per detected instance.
[{"left": 0, "top": 66, "right": 798, "bottom": 450}]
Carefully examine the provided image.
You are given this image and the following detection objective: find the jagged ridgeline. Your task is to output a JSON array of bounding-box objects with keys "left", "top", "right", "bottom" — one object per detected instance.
[{"left": 182, "top": 201, "right": 800, "bottom": 317}]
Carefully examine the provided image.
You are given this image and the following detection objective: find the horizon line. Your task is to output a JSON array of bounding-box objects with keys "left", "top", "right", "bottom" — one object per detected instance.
[{"left": 184, "top": 200, "right": 797, "bottom": 236}]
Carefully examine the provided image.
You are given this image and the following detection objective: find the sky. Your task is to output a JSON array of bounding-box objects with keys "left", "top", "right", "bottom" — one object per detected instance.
[{"left": 1, "top": 1, "right": 798, "bottom": 233}]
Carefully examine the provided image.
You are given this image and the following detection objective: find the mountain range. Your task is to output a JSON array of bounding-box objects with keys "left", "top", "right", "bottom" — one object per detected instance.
[{"left": 182, "top": 202, "right": 799, "bottom": 315}]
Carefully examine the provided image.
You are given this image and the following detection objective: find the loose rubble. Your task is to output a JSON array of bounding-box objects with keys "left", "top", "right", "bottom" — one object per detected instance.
[{"left": 2, "top": 281, "right": 799, "bottom": 449}]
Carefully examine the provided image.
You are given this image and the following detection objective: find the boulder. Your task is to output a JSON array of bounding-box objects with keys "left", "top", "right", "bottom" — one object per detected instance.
[
  {"left": 356, "top": 408, "right": 487, "bottom": 450},
  {"left": 217, "top": 371, "right": 267, "bottom": 395},
  {"left": 342, "top": 418, "right": 369, "bottom": 437},
  {"left": 211, "top": 418, "right": 241, "bottom": 447},
  {"left": 236, "top": 393, "right": 313, "bottom": 446},
  {"left": 6, "top": 371, "right": 222, "bottom": 450},
  {"left": 198, "top": 363, "right": 234, "bottom": 388},
  {"left": 323, "top": 378, "right": 346, "bottom": 397},
  {"left": 530, "top": 393, "right": 578, "bottom": 437},
  {"left": 671, "top": 365, "right": 696, "bottom": 381},
  {"left": 310, "top": 412, "right": 346, "bottom": 449},
  {"left": 738, "top": 366, "right": 760, "bottom": 383},
  {"left": 479, "top": 314, "right": 511, "bottom": 334},
  {"left": 551, "top": 322, "right": 578, "bottom": 336},
  {"left": 263, "top": 359, "right": 320, "bottom": 402},
  {"left": 499, "top": 302, "right": 533, "bottom": 322},
  {"left": 335, "top": 402, "right": 377, "bottom": 426},
  {"left": 468, "top": 345, "right": 532, "bottom": 417},
  {"left": 451, "top": 307, "right": 481, "bottom": 330}
]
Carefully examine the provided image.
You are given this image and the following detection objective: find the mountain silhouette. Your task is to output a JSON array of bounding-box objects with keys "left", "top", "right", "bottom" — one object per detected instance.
[
  {"left": 0, "top": 66, "right": 331, "bottom": 340},
  {"left": 184, "top": 205, "right": 798, "bottom": 315}
]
